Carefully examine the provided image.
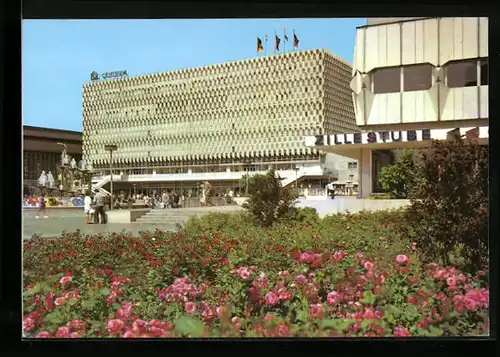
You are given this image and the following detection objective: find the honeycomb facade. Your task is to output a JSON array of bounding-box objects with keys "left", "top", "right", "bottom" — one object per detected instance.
[{"left": 83, "top": 48, "right": 357, "bottom": 171}]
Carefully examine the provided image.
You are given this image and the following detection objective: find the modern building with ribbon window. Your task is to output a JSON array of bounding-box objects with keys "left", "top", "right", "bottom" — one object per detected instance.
[
  {"left": 83, "top": 48, "right": 359, "bottom": 196},
  {"left": 304, "top": 17, "right": 489, "bottom": 198}
]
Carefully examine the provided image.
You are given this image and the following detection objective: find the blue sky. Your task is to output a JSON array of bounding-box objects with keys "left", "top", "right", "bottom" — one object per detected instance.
[{"left": 22, "top": 18, "right": 365, "bottom": 132}]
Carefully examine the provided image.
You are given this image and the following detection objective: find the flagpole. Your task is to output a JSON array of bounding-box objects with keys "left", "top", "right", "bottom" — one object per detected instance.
[
  {"left": 265, "top": 34, "right": 268, "bottom": 56},
  {"left": 293, "top": 29, "right": 295, "bottom": 52}
]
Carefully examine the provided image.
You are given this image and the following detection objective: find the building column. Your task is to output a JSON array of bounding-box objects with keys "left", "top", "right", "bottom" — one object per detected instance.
[{"left": 358, "top": 148, "right": 373, "bottom": 198}]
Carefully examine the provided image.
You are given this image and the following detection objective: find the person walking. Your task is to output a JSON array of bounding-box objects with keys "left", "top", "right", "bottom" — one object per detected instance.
[
  {"left": 36, "top": 193, "right": 48, "bottom": 219},
  {"left": 93, "top": 191, "right": 106, "bottom": 224}
]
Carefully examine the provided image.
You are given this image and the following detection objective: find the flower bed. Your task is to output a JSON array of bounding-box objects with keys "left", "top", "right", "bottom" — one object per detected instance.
[{"left": 23, "top": 212, "right": 489, "bottom": 338}]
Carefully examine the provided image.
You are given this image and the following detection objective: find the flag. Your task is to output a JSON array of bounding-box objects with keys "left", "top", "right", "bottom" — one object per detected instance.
[
  {"left": 465, "top": 127, "right": 480, "bottom": 140},
  {"left": 265, "top": 34, "right": 268, "bottom": 42},
  {"left": 293, "top": 31, "right": 299, "bottom": 48},
  {"left": 275, "top": 34, "right": 281, "bottom": 51},
  {"left": 446, "top": 128, "right": 461, "bottom": 140},
  {"left": 257, "top": 37, "right": 264, "bottom": 52},
  {"left": 284, "top": 28, "right": 288, "bottom": 42}
]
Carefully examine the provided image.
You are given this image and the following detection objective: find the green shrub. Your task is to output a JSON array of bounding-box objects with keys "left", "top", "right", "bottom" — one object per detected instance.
[
  {"left": 242, "top": 169, "right": 299, "bottom": 227},
  {"left": 379, "top": 149, "right": 419, "bottom": 199},
  {"left": 401, "top": 138, "right": 488, "bottom": 272}
]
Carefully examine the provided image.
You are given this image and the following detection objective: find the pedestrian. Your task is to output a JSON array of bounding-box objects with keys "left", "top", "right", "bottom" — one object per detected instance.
[
  {"left": 36, "top": 193, "right": 48, "bottom": 219},
  {"left": 93, "top": 191, "right": 106, "bottom": 224},
  {"left": 84, "top": 192, "right": 92, "bottom": 224}
]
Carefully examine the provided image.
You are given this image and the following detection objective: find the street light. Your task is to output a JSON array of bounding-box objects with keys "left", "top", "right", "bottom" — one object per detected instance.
[
  {"left": 105, "top": 144, "right": 118, "bottom": 210},
  {"left": 294, "top": 167, "right": 300, "bottom": 188}
]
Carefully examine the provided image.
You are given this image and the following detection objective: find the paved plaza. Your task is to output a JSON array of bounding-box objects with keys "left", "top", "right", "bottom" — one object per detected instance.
[{"left": 23, "top": 209, "right": 177, "bottom": 239}]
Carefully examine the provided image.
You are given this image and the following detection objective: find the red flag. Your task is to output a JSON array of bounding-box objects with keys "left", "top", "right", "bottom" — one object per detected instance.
[{"left": 465, "top": 127, "right": 480, "bottom": 140}]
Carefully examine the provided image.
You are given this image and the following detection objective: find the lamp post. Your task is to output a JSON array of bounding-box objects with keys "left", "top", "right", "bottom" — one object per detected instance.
[
  {"left": 294, "top": 167, "right": 299, "bottom": 188},
  {"left": 104, "top": 144, "right": 118, "bottom": 210}
]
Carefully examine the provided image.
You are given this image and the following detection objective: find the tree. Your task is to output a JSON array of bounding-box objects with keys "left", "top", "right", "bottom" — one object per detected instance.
[
  {"left": 401, "top": 138, "right": 488, "bottom": 271},
  {"left": 378, "top": 149, "right": 418, "bottom": 199},
  {"left": 242, "top": 169, "right": 299, "bottom": 227}
]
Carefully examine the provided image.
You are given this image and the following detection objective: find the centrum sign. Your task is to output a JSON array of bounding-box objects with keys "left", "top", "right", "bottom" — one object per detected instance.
[{"left": 102, "top": 70, "right": 128, "bottom": 79}]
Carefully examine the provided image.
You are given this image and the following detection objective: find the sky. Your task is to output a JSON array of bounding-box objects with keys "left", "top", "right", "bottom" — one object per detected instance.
[{"left": 22, "top": 18, "right": 366, "bottom": 132}]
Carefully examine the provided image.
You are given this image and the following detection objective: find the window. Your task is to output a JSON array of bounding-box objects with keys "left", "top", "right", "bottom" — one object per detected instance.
[
  {"left": 480, "top": 58, "right": 488, "bottom": 85},
  {"left": 403, "top": 64, "right": 432, "bottom": 91},
  {"left": 373, "top": 67, "right": 400, "bottom": 93},
  {"left": 446, "top": 60, "right": 477, "bottom": 88},
  {"left": 348, "top": 162, "right": 357, "bottom": 169}
]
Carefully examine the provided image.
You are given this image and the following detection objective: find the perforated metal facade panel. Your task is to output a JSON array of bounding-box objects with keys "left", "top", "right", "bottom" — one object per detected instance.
[{"left": 83, "top": 48, "right": 357, "bottom": 169}]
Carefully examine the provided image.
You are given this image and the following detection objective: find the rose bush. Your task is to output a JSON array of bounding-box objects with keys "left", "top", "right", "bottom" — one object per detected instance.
[{"left": 23, "top": 211, "right": 489, "bottom": 338}]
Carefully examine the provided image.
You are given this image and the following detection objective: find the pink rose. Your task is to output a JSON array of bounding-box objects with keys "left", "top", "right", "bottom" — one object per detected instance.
[
  {"left": 55, "top": 326, "right": 71, "bottom": 338},
  {"left": 265, "top": 291, "right": 279, "bottom": 306},
  {"left": 35, "top": 331, "right": 53, "bottom": 338},
  {"left": 293, "top": 274, "right": 307, "bottom": 283},
  {"left": 309, "top": 303, "right": 323, "bottom": 319},
  {"left": 327, "top": 291, "right": 340, "bottom": 305},
  {"left": 333, "top": 250, "right": 344, "bottom": 261},
  {"left": 105, "top": 291, "right": 118, "bottom": 304},
  {"left": 446, "top": 277, "right": 457, "bottom": 287},
  {"left": 22, "top": 317, "right": 35, "bottom": 332},
  {"left": 185, "top": 301, "right": 197, "bottom": 313},
  {"left": 363, "top": 307, "right": 375, "bottom": 319},
  {"left": 411, "top": 242, "right": 417, "bottom": 250},
  {"left": 239, "top": 269, "right": 250, "bottom": 280},
  {"left": 59, "top": 276, "right": 72, "bottom": 286},
  {"left": 393, "top": 325, "right": 410, "bottom": 337},
  {"left": 67, "top": 319, "right": 84, "bottom": 330},
  {"left": 249, "top": 265, "right": 258, "bottom": 271},
  {"left": 202, "top": 307, "right": 215, "bottom": 320},
  {"left": 107, "top": 319, "right": 125, "bottom": 333},
  {"left": 231, "top": 316, "right": 241, "bottom": 329},
  {"left": 122, "top": 330, "right": 135, "bottom": 338},
  {"left": 121, "top": 302, "right": 134, "bottom": 317},
  {"left": 364, "top": 261, "right": 374, "bottom": 270},
  {"left": 396, "top": 254, "right": 409, "bottom": 264},
  {"left": 277, "top": 288, "right": 292, "bottom": 301},
  {"left": 69, "top": 332, "right": 82, "bottom": 338},
  {"left": 54, "top": 297, "right": 66, "bottom": 306}
]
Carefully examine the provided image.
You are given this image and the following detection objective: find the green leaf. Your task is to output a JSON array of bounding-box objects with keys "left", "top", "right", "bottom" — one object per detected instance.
[
  {"left": 44, "top": 311, "right": 62, "bottom": 324},
  {"left": 428, "top": 326, "right": 444, "bottom": 337},
  {"left": 246, "top": 330, "right": 259, "bottom": 337},
  {"left": 296, "top": 310, "right": 308, "bottom": 323},
  {"left": 82, "top": 299, "right": 95, "bottom": 310},
  {"left": 174, "top": 315, "right": 205, "bottom": 337},
  {"left": 359, "top": 291, "right": 376, "bottom": 305},
  {"left": 67, "top": 298, "right": 79, "bottom": 306},
  {"left": 100, "top": 288, "right": 111, "bottom": 296},
  {"left": 320, "top": 318, "right": 356, "bottom": 331},
  {"left": 23, "top": 285, "right": 41, "bottom": 297}
]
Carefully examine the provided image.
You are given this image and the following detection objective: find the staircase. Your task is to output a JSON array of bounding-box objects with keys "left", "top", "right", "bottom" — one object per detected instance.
[{"left": 135, "top": 206, "right": 243, "bottom": 226}]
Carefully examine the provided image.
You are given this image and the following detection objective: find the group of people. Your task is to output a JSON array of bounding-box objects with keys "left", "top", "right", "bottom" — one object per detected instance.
[
  {"left": 83, "top": 191, "right": 107, "bottom": 224},
  {"left": 143, "top": 190, "right": 182, "bottom": 209}
]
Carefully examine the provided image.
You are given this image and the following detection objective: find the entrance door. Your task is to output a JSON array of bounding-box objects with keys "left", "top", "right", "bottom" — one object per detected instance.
[{"left": 372, "top": 150, "right": 396, "bottom": 193}]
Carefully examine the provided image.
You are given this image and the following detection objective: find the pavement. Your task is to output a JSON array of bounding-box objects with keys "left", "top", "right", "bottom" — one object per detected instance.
[{"left": 22, "top": 208, "right": 178, "bottom": 239}]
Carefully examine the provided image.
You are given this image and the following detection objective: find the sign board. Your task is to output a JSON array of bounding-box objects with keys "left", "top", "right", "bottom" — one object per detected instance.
[
  {"left": 102, "top": 70, "right": 128, "bottom": 80},
  {"left": 90, "top": 71, "right": 99, "bottom": 81}
]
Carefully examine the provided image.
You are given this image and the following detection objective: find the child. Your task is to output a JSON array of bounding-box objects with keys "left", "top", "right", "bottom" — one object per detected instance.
[{"left": 36, "top": 193, "right": 48, "bottom": 219}]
